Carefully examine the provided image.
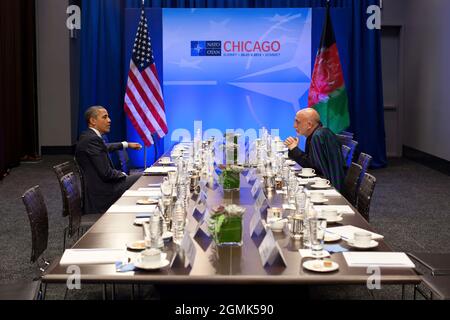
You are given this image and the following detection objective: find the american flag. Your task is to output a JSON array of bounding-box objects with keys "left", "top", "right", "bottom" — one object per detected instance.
[{"left": 124, "top": 8, "right": 168, "bottom": 146}]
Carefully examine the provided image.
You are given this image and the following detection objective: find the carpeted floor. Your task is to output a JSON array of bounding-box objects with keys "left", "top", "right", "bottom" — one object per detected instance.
[{"left": 0, "top": 156, "right": 449, "bottom": 300}]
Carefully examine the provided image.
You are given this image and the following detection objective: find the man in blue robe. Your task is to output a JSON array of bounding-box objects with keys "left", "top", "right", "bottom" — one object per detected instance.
[{"left": 285, "top": 108, "right": 345, "bottom": 190}]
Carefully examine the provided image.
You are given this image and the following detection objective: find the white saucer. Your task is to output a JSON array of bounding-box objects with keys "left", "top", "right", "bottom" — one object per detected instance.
[
  {"left": 127, "top": 240, "right": 146, "bottom": 251},
  {"left": 310, "top": 199, "right": 328, "bottom": 204},
  {"left": 304, "top": 250, "right": 330, "bottom": 259},
  {"left": 298, "top": 180, "right": 309, "bottom": 185},
  {"left": 285, "top": 160, "right": 296, "bottom": 166},
  {"left": 299, "top": 173, "right": 317, "bottom": 178},
  {"left": 136, "top": 199, "right": 159, "bottom": 205},
  {"left": 346, "top": 239, "right": 379, "bottom": 249},
  {"left": 135, "top": 253, "right": 170, "bottom": 270},
  {"left": 311, "top": 184, "right": 332, "bottom": 189},
  {"left": 269, "top": 225, "right": 285, "bottom": 233},
  {"left": 324, "top": 233, "right": 341, "bottom": 242},
  {"left": 303, "top": 259, "right": 339, "bottom": 273}
]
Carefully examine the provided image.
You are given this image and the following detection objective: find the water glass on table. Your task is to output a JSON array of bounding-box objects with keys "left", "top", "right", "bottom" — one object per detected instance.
[
  {"left": 308, "top": 218, "right": 327, "bottom": 257},
  {"left": 287, "top": 177, "right": 298, "bottom": 203}
]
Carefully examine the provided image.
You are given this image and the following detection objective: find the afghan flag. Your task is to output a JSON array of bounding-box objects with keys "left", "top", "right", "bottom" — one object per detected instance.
[{"left": 308, "top": 6, "right": 350, "bottom": 134}]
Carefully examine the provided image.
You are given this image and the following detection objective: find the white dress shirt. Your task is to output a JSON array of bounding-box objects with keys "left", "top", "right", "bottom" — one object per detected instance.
[{"left": 89, "top": 127, "right": 128, "bottom": 149}]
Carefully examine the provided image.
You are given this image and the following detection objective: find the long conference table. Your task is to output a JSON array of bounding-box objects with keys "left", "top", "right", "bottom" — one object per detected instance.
[{"left": 42, "top": 147, "right": 421, "bottom": 299}]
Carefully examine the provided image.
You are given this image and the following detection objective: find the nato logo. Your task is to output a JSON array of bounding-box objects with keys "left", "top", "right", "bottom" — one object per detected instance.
[{"left": 191, "top": 41, "right": 222, "bottom": 56}]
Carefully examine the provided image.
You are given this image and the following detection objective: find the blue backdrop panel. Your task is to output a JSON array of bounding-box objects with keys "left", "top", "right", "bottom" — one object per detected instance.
[{"left": 162, "top": 8, "right": 312, "bottom": 152}]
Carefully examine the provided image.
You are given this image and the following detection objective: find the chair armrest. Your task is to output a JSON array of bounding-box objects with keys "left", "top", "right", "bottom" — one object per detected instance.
[{"left": 408, "top": 253, "right": 450, "bottom": 276}]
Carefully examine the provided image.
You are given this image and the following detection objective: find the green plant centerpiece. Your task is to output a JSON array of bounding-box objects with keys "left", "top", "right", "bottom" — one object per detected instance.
[
  {"left": 208, "top": 204, "right": 246, "bottom": 246},
  {"left": 218, "top": 164, "right": 243, "bottom": 191}
]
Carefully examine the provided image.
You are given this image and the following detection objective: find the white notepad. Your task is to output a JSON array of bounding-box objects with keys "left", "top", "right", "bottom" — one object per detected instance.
[
  {"left": 123, "top": 190, "right": 161, "bottom": 197},
  {"left": 326, "top": 225, "right": 384, "bottom": 240},
  {"left": 343, "top": 252, "right": 415, "bottom": 269},
  {"left": 305, "top": 189, "right": 341, "bottom": 197},
  {"left": 107, "top": 205, "right": 157, "bottom": 214},
  {"left": 144, "top": 167, "right": 177, "bottom": 174},
  {"left": 314, "top": 205, "right": 355, "bottom": 215},
  {"left": 60, "top": 249, "right": 126, "bottom": 265}
]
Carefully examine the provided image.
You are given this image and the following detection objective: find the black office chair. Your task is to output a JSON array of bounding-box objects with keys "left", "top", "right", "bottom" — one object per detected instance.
[
  {"left": 0, "top": 186, "right": 51, "bottom": 300},
  {"left": 346, "top": 140, "right": 359, "bottom": 168},
  {"left": 356, "top": 173, "right": 377, "bottom": 222},
  {"left": 73, "top": 157, "right": 85, "bottom": 211},
  {"left": 340, "top": 131, "right": 354, "bottom": 138},
  {"left": 342, "top": 145, "right": 351, "bottom": 169},
  {"left": 336, "top": 133, "right": 353, "bottom": 148},
  {"left": 61, "top": 173, "right": 102, "bottom": 250},
  {"left": 408, "top": 253, "right": 450, "bottom": 300},
  {"left": 53, "top": 161, "right": 75, "bottom": 217},
  {"left": 357, "top": 152, "right": 373, "bottom": 184},
  {"left": 342, "top": 162, "right": 362, "bottom": 206}
]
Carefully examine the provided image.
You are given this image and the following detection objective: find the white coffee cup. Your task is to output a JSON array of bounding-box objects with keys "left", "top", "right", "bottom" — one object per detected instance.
[
  {"left": 315, "top": 179, "right": 331, "bottom": 187},
  {"left": 310, "top": 193, "right": 325, "bottom": 202},
  {"left": 301, "top": 168, "right": 315, "bottom": 176},
  {"left": 141, "top": 248, "right": 161, "bottom": 265},
  {"left": 320, "top": 209, "right": 341, "bottom": 220},
  {"left": 353, "top": 232, "right": 372, "bottom": 246},
  {"left": 269, "top": 219, "right": 287, "bottom": 232},
  {"left": 160, "top": 157, "right": 171, "bottom": 163}
]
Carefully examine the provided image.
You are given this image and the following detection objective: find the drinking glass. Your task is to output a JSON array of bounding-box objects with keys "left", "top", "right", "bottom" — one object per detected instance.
[
  {"left": 308, "top": 218, "right": 327, "bottom": 256},
  {"left": 173, "top": 201, "right": 186, "bottom": 245},
  {"left": 168, "top": 171, "right": 178, "bottom": 185},
  {"left": 287, "top": 177, "right": 298, "bottom": 203}
]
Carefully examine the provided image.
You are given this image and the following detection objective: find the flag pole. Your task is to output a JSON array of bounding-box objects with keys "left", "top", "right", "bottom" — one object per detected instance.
[
  {"left": 153, "top": 133, "right": 158, "bottom": 163},
  {"left": 142, "top": 0, "right": 146, "bottom": 170},
  {"left": 144, "top": 146, "right": 148, "bottom": 169}
]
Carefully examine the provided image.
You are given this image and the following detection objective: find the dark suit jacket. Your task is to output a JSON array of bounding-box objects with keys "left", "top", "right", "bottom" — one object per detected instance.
[
  {"left": 75, "top": 129, "right": 129, "bottom": 214},
  {"left": 288, "top": 126, "right": 345, "bottom": 191}
]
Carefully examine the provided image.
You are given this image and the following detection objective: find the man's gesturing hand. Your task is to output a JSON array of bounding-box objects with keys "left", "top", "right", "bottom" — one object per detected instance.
[
  {"left": 284, "top": 137, "right": 299, "bottom": 150},
  {"left": 128, "top": 143, "right": 143, "bottom": 150}
]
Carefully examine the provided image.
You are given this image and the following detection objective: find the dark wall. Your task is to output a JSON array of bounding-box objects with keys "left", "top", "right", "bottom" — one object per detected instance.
[{"left": 0, "top": 0, "right": 39, "bottom": 179}]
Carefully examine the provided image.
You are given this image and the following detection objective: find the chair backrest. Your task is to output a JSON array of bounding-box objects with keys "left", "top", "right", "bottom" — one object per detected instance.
[
  {"left": 336, "top": 134, "right": 353, "bottom": 148},
  {"left": 340, "top": 131, "right": 354, "bottom": 138},
  {"left": 342, "top": 162, "right": 363, "bottom": 206},
  {"left": 60, "top": 172, "right": 83, "bottom": 237},
  {"left": 22, "top": 186, "right": 49, "bottom": 263},
  {"left": 357, "top": 173, "right": 377, "bottom": 222},
  {"left": 53, "top": 161, "right": 74, "bottom": 217},
  {"left": 357, "top": 152, "right": 372, "bottom": 174},
  {"left": 73, "top": 157, "right": 85, "bottom": 213},
  {"left": 342, "top": 145, "right": 351, "bottom": 168},
  {"left": 343, "top": 140, "right": 358, "bottom": 168}
]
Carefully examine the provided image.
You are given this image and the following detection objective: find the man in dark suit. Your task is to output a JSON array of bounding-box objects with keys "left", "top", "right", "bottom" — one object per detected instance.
[
  {"left": 284, "top": 108, "right": 345, "bottom": 190},
  {"left": 75, "top": 106, "right": 143, "bottom": 214}
]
